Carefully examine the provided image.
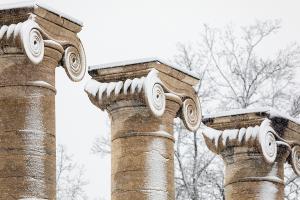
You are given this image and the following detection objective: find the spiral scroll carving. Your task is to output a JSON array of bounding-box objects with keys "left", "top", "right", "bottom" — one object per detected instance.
[
  {"left": 0, "top": 20, "right": 44, "bottom": 64},
  {"left": 202, "top": 119, "right": 278, "bottom": 163},
  {"left": 63, "top": 46, "right": 86, "bottom": 82},
  {"left": 181, "top": 98, "right": 201, "bottom": 132},
  {"left": 258, "top": 119, "right": 278, "bottom": 163},
  {"left": 291, "top": 146, "right": 300, "bottom": 176},
  {"left": 143, "top": 70, "right": 166, "bottom": 117},
  {"left": 0, "top": 19, "right": 86, "bottom": 82}
]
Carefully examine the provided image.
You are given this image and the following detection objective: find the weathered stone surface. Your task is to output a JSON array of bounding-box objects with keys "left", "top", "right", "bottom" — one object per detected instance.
[
  {"left": 0, "top": 1, "right": 85, "bottom": 199},
  {"left": 85, "top": 59, "right": 201, "bottom": 200},
  {"left": 202, "top": 108, "right": 300, "bottom": 200}
]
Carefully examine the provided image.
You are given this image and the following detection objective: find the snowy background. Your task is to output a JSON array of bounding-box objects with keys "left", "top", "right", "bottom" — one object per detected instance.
[{"left": 2, "top": 0, "right": 300, "bottom": 199}]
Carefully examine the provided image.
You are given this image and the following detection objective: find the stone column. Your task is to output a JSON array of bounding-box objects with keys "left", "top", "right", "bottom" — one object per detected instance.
[
  {"left": 202, "top": 109, "right": 300, "bottom": 200},
  {"left": 85, "top": 59, "right": 202, "bottom": 200},
  {"left": 0, "top": 2, "right": 86, "bottom": 199}
]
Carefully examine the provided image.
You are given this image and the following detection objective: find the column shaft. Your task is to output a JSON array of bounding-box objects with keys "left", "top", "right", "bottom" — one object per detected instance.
[
  {"left": 110, "top": 100, "right": 179, "bottom": 200},
  {"left": 0, "top": 54, "right": 57, "bottom": 199},
  {"left": 222, "top": 147, "right": 285, "bottom": 200}
]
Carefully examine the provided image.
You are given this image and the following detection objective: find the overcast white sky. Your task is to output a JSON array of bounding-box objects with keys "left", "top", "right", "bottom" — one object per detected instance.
[{"left": 2, "top": 0, "right": 300, "bottom": 199}]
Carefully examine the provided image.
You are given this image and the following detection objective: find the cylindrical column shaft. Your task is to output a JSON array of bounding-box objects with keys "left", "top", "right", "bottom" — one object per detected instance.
[
  {"left": 110, "top": 100, "right": 180, "bottom": 200},
  {"left": 222, "top": 147, "right": 287, "bottom": 200},
  {"left": 0, "top": 51, "right": 59, "bottom": 199}
]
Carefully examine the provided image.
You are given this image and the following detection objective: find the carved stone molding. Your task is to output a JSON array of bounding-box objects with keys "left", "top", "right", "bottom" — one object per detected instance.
[
  {"left": 85, "top": 67, "right": 201, "bottom": 132},
  {"left": 0, "top": 3, "right": 86, "bottom": 81},
  {"left": 203, "top": 119, "right": 282, "bottom": 163},
  {"left": 291, "top": 146, "right": 300, "bottom": 175},
  {"left": 85, "top": 58, "right": 201, "bottom": 200},
  {"left": 0, "top": 19, "right": 45, "bottom": 64},
  {"left": 202, "top": 108, "right": 300, "bottom": 200}
]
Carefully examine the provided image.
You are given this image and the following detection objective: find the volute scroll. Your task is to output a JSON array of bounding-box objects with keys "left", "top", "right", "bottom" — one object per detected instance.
[{"left": 0, "top": 18, "right": 86, "bottom": 82}]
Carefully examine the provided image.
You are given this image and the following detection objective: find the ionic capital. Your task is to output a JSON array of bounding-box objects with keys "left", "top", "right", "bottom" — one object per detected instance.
[
  {"left": 85, "top": 58, "right": 202, "bottom": 131},
  {"left": 0, "top": 2, "right": 86, "bottom": 81},
  {"left": 202, "top": 108, "right": 300, "bottom": 176},
  {"left": 203, "top": 119, "right": 289, "bottom": 162}
]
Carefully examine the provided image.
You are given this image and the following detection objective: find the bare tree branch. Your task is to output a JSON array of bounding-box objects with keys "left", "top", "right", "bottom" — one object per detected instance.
[{"left": 57, "top": 145, "right": 88, "bottom": 200}]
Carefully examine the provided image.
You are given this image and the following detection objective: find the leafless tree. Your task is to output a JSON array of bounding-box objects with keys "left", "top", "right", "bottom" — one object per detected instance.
[
  {"left": 91, "top": 118, "right": 111, "bottom": 157},
  {"left": 173, "top": 47, "right": 225, "bottom": 199},
  {"left": 92, "top": 135, "right": 111, "bottom": 156},
  {"left": 174, "top": 20, "right": 300, "bottom": 200},
  {"left": 174, "top": 122, "right": 225, "bottom": 200},
  {"left": 57, "top": 144, "right": 88, "bottom": 200},
  {"left": 285, "top": 164, "right": 300, "bottom": 200},
  {"left": 201, "top": 20, "right": 300, "bottom": 112}
]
